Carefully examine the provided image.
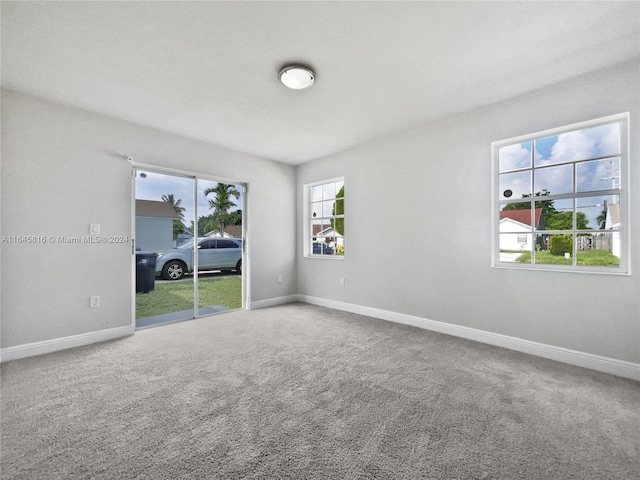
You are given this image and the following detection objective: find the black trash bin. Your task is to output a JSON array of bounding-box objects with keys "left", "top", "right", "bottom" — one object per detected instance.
[{"left": 136, "top": 251, "right": 158, "bottom": 293}]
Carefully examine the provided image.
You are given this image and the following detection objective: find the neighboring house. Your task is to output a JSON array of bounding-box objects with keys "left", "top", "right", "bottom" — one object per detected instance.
[
  {"left": 204, "top": 225, "right": 243, "bottom": 238},
  {"left": 313, "top": 225, "right": 344, "bottom": 247},
  {"left": 605, "top": 203, "right": 621, "bottom": 258},
  {"left": 176, "top": 230, "right": 193, "bottom": 246},
  {"left": 135, "top": 200, "right": 181, "bottom": 252},
  {"left": 499, "top": 208, "right": 543, "bottom": 251}
]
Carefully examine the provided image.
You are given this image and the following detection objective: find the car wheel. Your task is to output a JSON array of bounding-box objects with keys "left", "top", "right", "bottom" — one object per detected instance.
[
  {"left": 162, "top": 260, "right": 186, "bottom": 280},
  {"left": 235, "top": 259, "right": 242, "bottom": 275}
]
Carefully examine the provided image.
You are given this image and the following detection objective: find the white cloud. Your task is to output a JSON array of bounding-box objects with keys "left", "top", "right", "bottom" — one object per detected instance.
[
  {"left": 535, "top": 163, "right": 573, "bottom": 195},
  {"left": 498, "top": 143, "right": 530, "bottom": 171},
  {"left": 594, "top": 124, "right": 620, "bottom": 157},
  {"left": 539, "top": 123, "right": 619, "bottom": 166},
  {"left": 544, "top": 130, "right": 596, "bottom": 164}
]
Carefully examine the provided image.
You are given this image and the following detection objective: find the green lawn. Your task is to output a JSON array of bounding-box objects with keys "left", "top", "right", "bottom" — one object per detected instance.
[
  {"left": 136, "top": 276, "right": 242, "bottom": 319},
  {"left": 515, "top": 250, "right": 619, "bottom": 267}
]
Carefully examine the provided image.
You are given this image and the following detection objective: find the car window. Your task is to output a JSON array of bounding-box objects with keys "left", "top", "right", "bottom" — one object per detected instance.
[
  {"left": 198, "top": 239, "right": 216, "bottom": 249},
  {"left": 177, "top": 240, "right": 194, "bottom": 249},
  {"left": 217, "top": 240, "right": 239, "bottom": 249}
]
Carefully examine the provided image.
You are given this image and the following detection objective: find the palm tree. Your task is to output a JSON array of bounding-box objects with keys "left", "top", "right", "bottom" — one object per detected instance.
[
  {"left": 161, "top": 193, "right": 185, "bottom": 220},
  {"left": 597, "top": 207, "right": 607, "bottom": 230},
  {"left": 204, "top": 183, "right": 240, "bottom": 236},
  {"left": 162, "top": 193, "right": 186, "bottom": 239}
]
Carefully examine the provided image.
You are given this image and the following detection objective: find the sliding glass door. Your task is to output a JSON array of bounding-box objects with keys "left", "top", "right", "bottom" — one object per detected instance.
[{"left": 134, "top": 169, "right": 244, "bottom": 328}]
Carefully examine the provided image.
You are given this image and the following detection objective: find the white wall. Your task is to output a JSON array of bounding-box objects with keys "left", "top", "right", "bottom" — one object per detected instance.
[
  {"left": 296, "top": 60, "right": 640, "bottom": 364},
  {"left": 1, "top": 90, "right": 297, "bottom": 350}
]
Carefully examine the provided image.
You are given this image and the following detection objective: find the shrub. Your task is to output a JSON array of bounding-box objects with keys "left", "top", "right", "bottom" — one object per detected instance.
[{"left": 549, "top": 234, "right": 573, "bottom": 256}]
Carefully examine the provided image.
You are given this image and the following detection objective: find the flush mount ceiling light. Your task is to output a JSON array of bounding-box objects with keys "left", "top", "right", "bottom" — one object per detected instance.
[{"left": 279, "top": 65, "right": 315, "bottom": 89}]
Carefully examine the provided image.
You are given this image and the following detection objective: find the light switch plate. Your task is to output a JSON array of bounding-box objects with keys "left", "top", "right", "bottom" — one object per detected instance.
[{"left": 90, "top": 296, "right": 100, "bottom": 308}]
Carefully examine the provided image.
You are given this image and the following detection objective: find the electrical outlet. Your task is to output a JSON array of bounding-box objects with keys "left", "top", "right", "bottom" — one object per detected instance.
[
  {"left": 90, "top": 296, "right": 100, "bottom": 308},
  {"left": 339, "top": 277, "right": 345, "bottom": 286},
  {"left": 277, "top": 273, "right": 283, "bottom": 284},
  {"left": 90, "top": 224, "right": 100, "bottom": 235}
]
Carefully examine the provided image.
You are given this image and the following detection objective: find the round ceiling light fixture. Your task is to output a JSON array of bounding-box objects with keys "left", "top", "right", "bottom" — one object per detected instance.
[{"left": 279, "top": 65, "right": 315, "bottom": 90}]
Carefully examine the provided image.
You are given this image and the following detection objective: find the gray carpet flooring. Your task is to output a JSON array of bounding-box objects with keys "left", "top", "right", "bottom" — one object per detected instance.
[{"left": 1, "top": 303, "right": 639, "bottom": 479}]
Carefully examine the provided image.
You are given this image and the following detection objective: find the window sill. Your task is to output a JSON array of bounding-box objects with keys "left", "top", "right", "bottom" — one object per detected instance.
[
  {"left": 305, "top": 255, "right": 345, "bottom": 261},
  {"left": 492, "top": 262, "right": 629, "bottom": 276}
]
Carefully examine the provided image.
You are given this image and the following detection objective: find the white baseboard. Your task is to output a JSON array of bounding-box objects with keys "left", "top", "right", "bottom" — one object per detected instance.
[
  {"left": 249, "top": 294, "right": 298, "bottom": 310},
  {"left": 297, "top": 294, "right": 640, "bottom": 382},
  {"left": 0, "top": 325, "right": 135, "bottom": 363}
]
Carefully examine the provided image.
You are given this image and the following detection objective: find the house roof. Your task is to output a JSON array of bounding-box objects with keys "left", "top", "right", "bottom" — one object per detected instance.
[
  {"left": 136, "top": 200, "right": 181, "bottom": 219},
  {"left": 499, "top": 208, "right": 543, "bottom": 228},
  {"left": 204, "top": 225, "right": 243, "bottom": 238},
  {"left": 224, "top": 225, "right": 242, "bottom": 238},
  {"left": 312, "top": 224, "right": 332, "bottom": 236}
]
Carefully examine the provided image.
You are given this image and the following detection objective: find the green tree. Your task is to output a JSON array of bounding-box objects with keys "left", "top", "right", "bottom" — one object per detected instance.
[
  {"left": 544, "top": 211, "right": 589, "bottom": 230},
  {"left": 596, "top": 208, "right": 607, "bottom": 229},
  {"left": 204, "top": 183, "right": 240, "bottom": 236},
  {"left": 549, "top": 234, "right": 573, "bottom": 256},
  {"left": 162, "top": 193, "right": 186, "bottom": 240},
  {"left": 226, "top": 209, "right": 242, "bottom": 226},
  {"left": 331, "top": 186, "right": 344, "bottom": 236},
  {"left": 188, "top": 214, "right": 216, "bottom": 237},
  {"left": 172, "top": 219, "right": 185, "bottom": 239}
]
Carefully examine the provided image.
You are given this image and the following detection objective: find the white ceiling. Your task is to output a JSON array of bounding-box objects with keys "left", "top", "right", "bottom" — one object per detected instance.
[{"left": 2, "top": 1, "right": 639, "bottom": 165}]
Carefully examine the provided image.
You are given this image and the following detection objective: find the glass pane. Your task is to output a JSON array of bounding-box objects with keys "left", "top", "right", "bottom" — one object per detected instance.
[
  {"left": 311, "top": 219, "right": 330, "bottom": 241},
  {"left": 499, "top": 171, "right": 531, "bottom": 200},
  {"left": 584, "top": 123, "right": 620, "bottom": 158},
  {"left": 311, "top": 201, "right": 322, "bottom": 219},
  {"left": 575, "top": 204, "right": 620, "bottom": 266},
  {"left": 535, "top": 234, "right": 573, "bottom": 265},
  {"left": 322, "top": 200, "right": 334, "bottom": 217},
  {"left": 500, "top": 202, "right": 534, "bottom": 232},
  {"left": 543, "top": 198, "right": 573, "bottom": 231},
  {"left": 135, "top": 171, "right": 195, "bottom": 328},
  {"left": 576, "top": 246, "right": 620, "bottom": 268},
  {"left": 197, "top": 179, "right": 243, "bottom": 317},
  {"left": 499, "top": 142, "right": 532, "bottom": 172},
  {"left": 576, "top": 195, "right": 619, "bottom": 230},
  {"left": 333, "top": 196, "right": 344, "bottom": 218},
  {"left": 534, "top": 122, "right": 620, "bottom": 166},
  {"left": 336, "top": 180, "right": 344, "bottom": 197},
  {"left": 534, "top": 164, "right": 572, "bottom": 196},
  {"left": 322, "top": 182, "right": 336, "bottom": 200},
  {"left": 534, "top": 135, "right": 559, "bottom": 166},
  {"left": 499, "top": 233, "right": 531, "bottom": 258},
  {"left": 311, "top": 185, "right": 322, "bottom": 202},
  {"left": 577, "top": 158, "right": 620, "bottom": 192}
]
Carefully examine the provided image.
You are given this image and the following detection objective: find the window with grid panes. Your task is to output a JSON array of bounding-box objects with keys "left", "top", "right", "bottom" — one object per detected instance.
[
  {"left": 492, "top": 114, "right": 628, "bottom": 273},
  {"left": 307, "top": 178, "right": 344, "bottom": 257}
]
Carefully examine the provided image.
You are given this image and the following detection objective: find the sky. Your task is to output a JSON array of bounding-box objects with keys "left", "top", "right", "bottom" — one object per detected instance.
[{"left": 134, "top": 171, "right": 243, "bottom": 228}]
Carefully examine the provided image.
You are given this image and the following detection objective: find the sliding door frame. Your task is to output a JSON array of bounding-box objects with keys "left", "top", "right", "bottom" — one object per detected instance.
[{"left": 130, "top": 161, "right": 249, "bottom": 327}]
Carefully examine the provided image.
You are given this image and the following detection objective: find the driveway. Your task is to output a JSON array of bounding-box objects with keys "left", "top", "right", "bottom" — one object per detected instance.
[{"left": 499, "top": 252, "right": 523, "bottom": 262}]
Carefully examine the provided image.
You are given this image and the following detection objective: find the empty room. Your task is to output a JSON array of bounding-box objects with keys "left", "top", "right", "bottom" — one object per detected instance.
[{"left": 1, "top": 1, "right": 639, "bottom": 479}]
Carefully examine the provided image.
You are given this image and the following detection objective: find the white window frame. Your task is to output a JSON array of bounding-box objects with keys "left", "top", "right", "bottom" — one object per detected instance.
[
  {"left": 491, "top": 113, "right": 630, "bottom": 274},
  {"left": 303, "top": 177, "right": 345, "bottom": 260}
]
